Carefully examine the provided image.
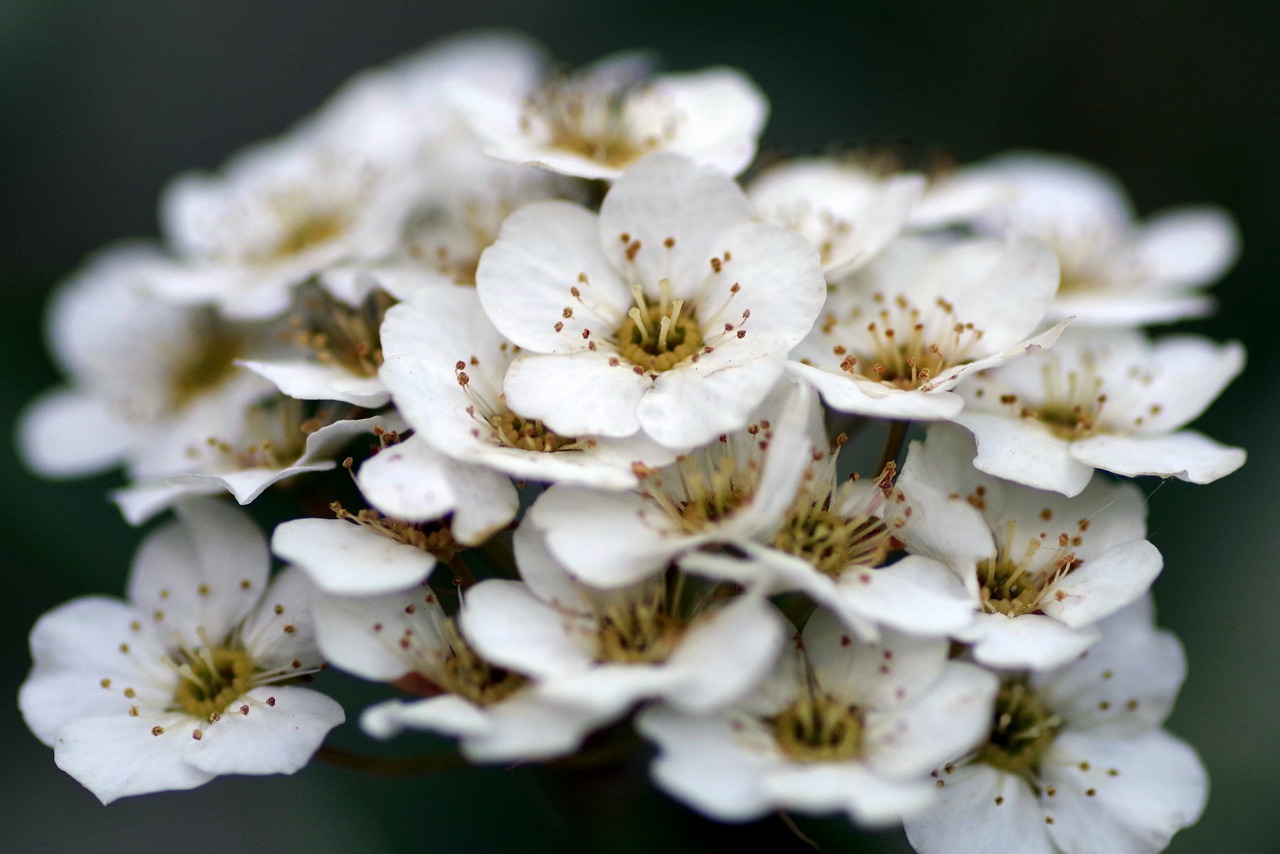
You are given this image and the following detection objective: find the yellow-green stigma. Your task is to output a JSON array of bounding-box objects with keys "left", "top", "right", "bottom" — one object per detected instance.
[
  {"left": 522, "top": 73, "right": 666, "bottom": 167},
  {"left": 291, "top": 286, "right": 393, "bottom": 378},
  {"left": 775, "top": 507, "right": 894, "bottom": 579},
  {"left": 489, "top": 411, "right": 577, "bottom": 453},
  {"left": 168, "top": 323, "right": 242, "bottom": 411},
  {"left": 977, "top": 680, "right": 1062, "bottom": 782},
  {"left": 438, "top": 619, "right": 525, "bottom": 707},
  {"left": 1023, "top": 358, "right": 1107, "bottom": 440},
  {"left": 772, "top": 694, "right": 865, "bottom": 763},
  {"left": 595, "top": 583, "right": 687, "bottom": 665},
  {"left": 616, "top": 280, "right": 704, "bottom": 373},
  {"left": 978, "top": 520, "right": 1081, "bottom": 617},
  {"left": 271, "top": 211, "right": 347, "bottom": 260},
  {"left": 171, "top": 646, "right": 255, "bottom": 720}
]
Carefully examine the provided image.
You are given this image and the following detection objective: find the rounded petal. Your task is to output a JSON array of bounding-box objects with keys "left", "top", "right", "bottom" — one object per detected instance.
[
  {"left": 504, "top": 350, "right": 648, "bottom": 439},
  {"left": 183, "top": 685, "right": 344, "bottom": 776},
  {"left": 53, "top": 712, "right": 215, "bottom": 804},
  {"left": 273, "top": 518, "right": 437, "bottom": 597},
  {"left": 905, "top": 764, "right": 1056, "bottom": 854},
  {"left": 1069, "top": 430, "right": 1246, "bottom": 484}
]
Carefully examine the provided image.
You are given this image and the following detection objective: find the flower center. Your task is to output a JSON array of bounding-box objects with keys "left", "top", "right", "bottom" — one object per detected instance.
[
  {"left": 828, "top": 292, "right": 985, "bottom": 390},
  {"left": 635, "top": 427, "right": 768, "bottom": 535},
  {"left": 291, "top": 286, "right": 393, "bottom": 378},
  {"left": 775, "top": 508, "right": 894, "bottom": 578},
  {"left": 438, "top": 619, "right": 526, "bottom": 707},
  {"left": 615, "top": 281, "right": 704, "bottom": 372},
  {"left": 521, "top": 69, "right": 671, "bottom": 167},
  {"left": 171, "top": 646, "right": 255, "bottom": 720},
  {"left": 271, "top": 211, "right": 348, "bottom": 261},
  {"left": 453, "top": 362, "right": 583, "bottom": 453},
  {"left": 595, "top": 582, "right": 688, "bottom": 665},
  {"left": 1025, "top": 357, "right": 1108, "bottom": 439},
  {"left": 330, "top": 502, "right": 459, "bottom": 562},
  {"left": 205, "top": 398, "right": 339, "bottom": 470},
  {"left": 977, "top": 520, "right": 1081, "bottom": 617},
  {"left": 771, "top": 694, "right": 865, "bottom": 762},
  {"left": 976, "top": 680, "right": 1062, "bottom": 782},
  {"left": 168, "top": 321, "right": 242, "bottom": 412}
]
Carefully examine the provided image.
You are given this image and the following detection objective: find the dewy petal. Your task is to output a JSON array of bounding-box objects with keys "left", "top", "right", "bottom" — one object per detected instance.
[
  {"left": 1069, "top": 430, "right": 1246, "bottom": 484},
  {"left": 52, "top": 713, "right": 215, "bottom": 805},
  {"left": 504, "top": 350, "right": 648, "bottom": 439},
  {"left": 598, "top": 153, "right": 754, "bottom": 293},
  {"left": 476, "top": 201, "right": 629, "bottom": 354},
  {"left": 953, "top": 410, "right": 1096, "bottom": 497},
  {"left": 273, "top": 518, "right": 436, "bottom": 597},
  {"left": 126, "top": 498, "right": 270, "bottom": 648},
  {"left": 904, "top": 764, "right": 1056, "bottom": 854},
  {"left": 1131, "top": 206, "right": 1239, "bottom": 288},
  {"left": 1044, "top": 731, "right": 1207, "bottom": 854},
  {"left": 183, "top": 684, "right": 344, "bottom": 776}
]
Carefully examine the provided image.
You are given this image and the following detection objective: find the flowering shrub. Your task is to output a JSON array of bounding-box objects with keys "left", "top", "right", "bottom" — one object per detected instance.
[{"left": 18, "top": 30, "right": 1242, "bottom": 852}]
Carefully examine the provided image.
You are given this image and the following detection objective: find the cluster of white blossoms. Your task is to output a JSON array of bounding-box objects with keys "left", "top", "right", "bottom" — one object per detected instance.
[{"left": 18, "top": 30, "right": 1241, "bottom": 852}]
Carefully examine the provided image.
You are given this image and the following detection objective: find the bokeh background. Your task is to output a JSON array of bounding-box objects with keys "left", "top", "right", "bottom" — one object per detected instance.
[{"left": 2, "top": 2, "right": 1277, "bottom": 851}]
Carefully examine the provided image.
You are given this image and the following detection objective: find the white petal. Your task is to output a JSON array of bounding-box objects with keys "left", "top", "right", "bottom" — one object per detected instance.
[
  {"left": 238, "top": 359, "right": 389, "bottom": 408},
  {"left": 1044, "top": 731, "right": 1207, "bottom": 854},
  {"left": 53, "top": 712, "right": 215, "bottom": 804},
  {"left": 183, "top": 685, "right": 344, "bottom": 775},
  {"left": 1070, "top": 430, "right": 1245, "bottom": 484},
  {"left": 1041, "top": 539, "right": 1162, "bottom": 628},
  {"left": 832, "top": 556, "right": 976, "bottom": 639},
  {"left": 459, "top": 580, "right": 596, "bottom": 678},
  {"left": 804, "top": 610, "right": 950, "bottom": 711},
  {"left": 312, "top": 584, "right": 448, "bottom": 681},
  {"left": 905, "top": 764, "right": 1056, "bottom": 854},
  {"left": 354, "top": 434, "right": 458, "bottom": 522},
  {"left": 504, "top": 350, "right": 648, "bottom": 438},
  {"left": 1131, "top": 206, "right": 1239, "bottom": 288},
  {"left": 273, "top": 518, "right": 437, "bottom": 597},
  {"left": 763, "top": 763, "right": 936, "bottom": 826},
  {"left": 966, "top": 612, "right": 1100, "bottom": 671},
  {"left": 17, "top": 390, "right": 133, "bottom": 478},
  {"left": 662, "top": 595, "right": 788, "bottom": 713},
  {"left": 953, "top": 411, "right": 1096, "bottom": 497},
  {"left": 638, "top": 355, "right": 785, "bottom": 448}
]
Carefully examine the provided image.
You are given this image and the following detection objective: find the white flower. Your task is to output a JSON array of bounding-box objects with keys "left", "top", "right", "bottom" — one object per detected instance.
[
  {"left": 455, "top": 52, "right": 767, "bottom": 180},
  {"left": 477, "top": 152, "right": 826, "bottom": 449},
  {"left": 310, "top": 580, "right": 598, "bottom": 763},
  {"left": 151, "top": 126, "right": 423, "bottom": 320},
  {"left": 637, "top": 607, "right": 997, "bottom": 826},
  {"left": 904, "top": 598, "right": 1207, "bottom": 854},
  {"left": 527, "top": 379, "right": 816, "bottom": 589},
  {"left": 788, "top": 234, "right": 1064, "bottom": 421},
  {"left": 747, "top": 157, "right": 924, "bottom": 276},
  {"left": 380, "top": 284, "right": 669, "bottom": 490},
  {"left": 890, "top": 426, "right": 1163, "bottom": 670},
  {"left": 970, "top": 152, "right": 1239, "bottom": 327},
  {"left": 18, "top": 499, "right": 344, "bottom": 804},
  {"left": 17, "top": 244, "right": 275, "bottom": 481},
  {"left": 460, "top": 523, "right": 788, "bottom": 722},
  {"left": 954, "top": 326, "right": 1246, "bottom": 496},
  {"left": 112, "top": 406, "right": 385, "bottom": 525}
]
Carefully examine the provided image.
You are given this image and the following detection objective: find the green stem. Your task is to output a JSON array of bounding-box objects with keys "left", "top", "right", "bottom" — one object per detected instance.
[{"left": 876, "top": 420, "right": 909, "bottom": 473}]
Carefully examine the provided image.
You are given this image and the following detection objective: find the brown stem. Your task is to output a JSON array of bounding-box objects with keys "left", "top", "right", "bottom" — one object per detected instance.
[{"left": 315, "top": 744, "right": 468, "bottom": 776}]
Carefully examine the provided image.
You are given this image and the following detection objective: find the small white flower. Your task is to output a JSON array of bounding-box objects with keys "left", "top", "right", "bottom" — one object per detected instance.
[
  {"left": 460, "top": 523, "right": 788, "bottom": 722},
  {"left": 904, "top": 598, "right": 1206, "bottom": 854},
  {"left": 17, "top": 244, "right": 276, "bottom": 481},
  {"left": 380, "top": 284, "right": 669, "bottom": 490},
  {"left": 455, "top": 52, "right": 767, "bottom": 180},
  {"left": 890, "top": 426, "right": 1163, "bottom": 670},
  {"left": 477, "top": 152, "right": 825, "bottom": 449},
  {"left": 18, "top": 499, "right": 344, "bottom": 804},
  {"left": 954, "top": 326, "right": 1246, "bottom": 496},
  {"left": 970, "top": 152, "right": 1239, "bottom": 327},
  {"left": 310, "top": 580, "right": 598, "bottom": 762},
  {"left": 788, "top": 234, "right": 1064, "bottom": 421},
  {"left": 637, "top": 607, "right": 997, "bottom": 826}
]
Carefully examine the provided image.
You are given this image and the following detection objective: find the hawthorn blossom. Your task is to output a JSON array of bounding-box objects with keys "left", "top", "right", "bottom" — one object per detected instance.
[
  {"left": 454, "top": 52, "right": 767, "bottom": 180},
  {"left": 311, "top": 581, "right": 599, "bottom": 762},
  {"left": 954, "top": 326, "right": 1246, "bottom": 496},
  {"left": 747, "top": 157, "right": 924, "bottom": 276},
  {"left": 637, "top": 607, "right": 997, "bottom": 826},
  {"left": 18, "top": 500, "right": 343, "bottom": 804},
  {"left": 788, "top": 234, "right": 1064, "bottom": 421},
  {"left": 380, "top": 284, "right": 669, "bottom": 490},
  {"left": 890, "top": 426, "right": 1162, "bottom": 670},
  {"left": 477, "top": 152, "right": 825, "bottom": 449},
  {"left": 969, "top": 152, "right": 1239, "bottom": 326},
  {"left": 17, "top": 244, "right": 276, "bottom": 481},
  {"left": 460, "top": 523, "right": 788, "bottom": 723},
  {"left": 904, "top": 598, "right": 1206, "bottom": 854}
]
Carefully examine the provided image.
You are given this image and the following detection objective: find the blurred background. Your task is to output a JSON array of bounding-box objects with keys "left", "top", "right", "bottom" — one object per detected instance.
[{"left": 1, "top": 1, "right": 1276, "bottom": 851}]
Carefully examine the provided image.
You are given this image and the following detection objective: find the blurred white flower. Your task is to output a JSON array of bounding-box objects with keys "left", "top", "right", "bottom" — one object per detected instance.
[{"left": 18, "top": 500, "right": 343, "bottom": 804}]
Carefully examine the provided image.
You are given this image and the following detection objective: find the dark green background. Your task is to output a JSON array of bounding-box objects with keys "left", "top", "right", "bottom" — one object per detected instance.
[{"left": 2, "top": 2, "right": 1275, "bottom": 851}]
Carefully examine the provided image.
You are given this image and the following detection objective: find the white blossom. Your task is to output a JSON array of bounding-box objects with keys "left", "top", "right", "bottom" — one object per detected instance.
[
  {"left": 18, "top": 499, "right": 343, "bottom": 804},
  {"left": 477, "top": 152, "right": 825, "bottom": 449}
]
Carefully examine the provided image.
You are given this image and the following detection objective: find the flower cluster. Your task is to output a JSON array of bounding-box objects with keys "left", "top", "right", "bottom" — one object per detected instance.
[{"left": 19, "top": 30, "right": 1241, "bottom": 852}]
